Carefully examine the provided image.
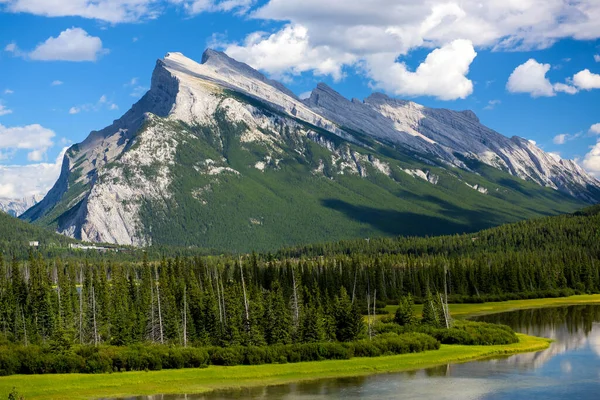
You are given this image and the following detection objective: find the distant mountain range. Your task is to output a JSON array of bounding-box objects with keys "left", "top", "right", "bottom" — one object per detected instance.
[
  {"left": 0, "top": 195, "right": 43, "bottom": 217},
  {"left": 21, "top": 49, "right": 600, "bottom": 252}
]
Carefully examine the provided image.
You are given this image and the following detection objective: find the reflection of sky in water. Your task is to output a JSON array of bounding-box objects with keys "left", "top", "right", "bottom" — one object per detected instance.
[{"left": 116, "top": 306, "right": 600, "bottom": 400}]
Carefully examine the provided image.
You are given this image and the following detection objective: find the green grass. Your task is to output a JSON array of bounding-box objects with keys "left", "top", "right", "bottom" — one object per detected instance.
[
  {"left": 384, "top": 294, "right": 600, "bottom": 319},
  {"left": 0, "top": 334, "right": 549, "bottom": 400}
]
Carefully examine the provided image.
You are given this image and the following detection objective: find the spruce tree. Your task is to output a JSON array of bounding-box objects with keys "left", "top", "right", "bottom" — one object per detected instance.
[
  {"left": 334, "top": 287, "right": 364, "bottom": 342},
  {"left": 394, "top": 294, "right": 416, "bottom": 326}
]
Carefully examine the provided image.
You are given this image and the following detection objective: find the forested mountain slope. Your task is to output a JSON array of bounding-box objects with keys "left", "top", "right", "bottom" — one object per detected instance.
[
  {"left": 0, "top": 211, "right": 75, "bottom": 254},
  {"left": 21, "top": 50, "right": 598, "bottom": 252}
]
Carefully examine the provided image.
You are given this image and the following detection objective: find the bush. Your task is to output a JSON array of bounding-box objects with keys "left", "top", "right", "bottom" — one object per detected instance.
[
  {"left": 417, "top": 320, "right": 518, "bottom": 345},
  {"left": 0, "top": 347, "right": 20, "bottom": 376},
  {"left": 0, "top": 333, "right": 442, "bottom": 376},
  {"left": 210, "top": 347, "right": 245, "bottom": 366}
]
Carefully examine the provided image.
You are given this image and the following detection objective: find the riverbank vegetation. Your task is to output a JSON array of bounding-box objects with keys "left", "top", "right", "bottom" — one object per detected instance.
[{"left": 0, "top": 333, "right": 550, "bottom": 400}]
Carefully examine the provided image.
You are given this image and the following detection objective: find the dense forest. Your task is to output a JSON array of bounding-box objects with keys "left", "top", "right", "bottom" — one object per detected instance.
[{"left": 0, "top": 205, "right": 598, "bottom": 375}]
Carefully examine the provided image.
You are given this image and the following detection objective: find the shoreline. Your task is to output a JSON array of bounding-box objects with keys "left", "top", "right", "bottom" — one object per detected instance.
[
  {"left": 0, "top": 335, "right": 549, "bottom": 400},
  {"left": 4, "top": 293, "right": 600, "bottom": 400}
]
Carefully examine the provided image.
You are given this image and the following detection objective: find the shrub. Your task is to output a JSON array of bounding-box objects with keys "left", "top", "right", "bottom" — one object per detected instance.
[
  {"left": 416, "top": 320, "right": 518, "bottom": 345},
  {"left": 210, "top": 347, "right": 245, "bottom": 366}
]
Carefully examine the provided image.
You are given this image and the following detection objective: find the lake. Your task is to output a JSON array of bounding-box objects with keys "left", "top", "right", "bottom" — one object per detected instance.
[{"left": 116, "top": 305, "right": 600, "bottom": 400}]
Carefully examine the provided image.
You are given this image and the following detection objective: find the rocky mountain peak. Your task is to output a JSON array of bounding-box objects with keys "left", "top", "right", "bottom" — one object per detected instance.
[{"left": 20, "top": 49, "right": 600, "bottom": 248}]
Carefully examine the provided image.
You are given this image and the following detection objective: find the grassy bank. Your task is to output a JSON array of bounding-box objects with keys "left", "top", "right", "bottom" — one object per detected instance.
[
  {"left": 384, "top": 294, "right": 600, "bottom": 319},
  {"left": 0, "top": 334, "right": 549, "bottom": 400}
]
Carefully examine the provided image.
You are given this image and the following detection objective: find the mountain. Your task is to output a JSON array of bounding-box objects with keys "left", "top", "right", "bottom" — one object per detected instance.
[
  {"left": 0, "top": 195, "right": 44, "bottom": 217},
  {"left": 21, "top": 50, "right": 599, "bottom": 252}
]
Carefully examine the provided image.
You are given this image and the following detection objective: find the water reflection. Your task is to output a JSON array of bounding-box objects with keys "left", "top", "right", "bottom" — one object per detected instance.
[{"left": 115, "top": 305, "right": 600, "bottom": 400}]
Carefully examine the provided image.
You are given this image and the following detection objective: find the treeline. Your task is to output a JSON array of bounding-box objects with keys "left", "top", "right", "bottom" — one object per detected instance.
[
  {"left": 0, "top": 333, "right": 439, "bottom": 375},
  {"left": 277, "top": 205, "right": 600, "bottom": 260},
  {"left": 0, "top": 253, "right": 369, "bottom": 348},
  {"left": 0, "top": 205, "right": 598, "bottom": 349}
]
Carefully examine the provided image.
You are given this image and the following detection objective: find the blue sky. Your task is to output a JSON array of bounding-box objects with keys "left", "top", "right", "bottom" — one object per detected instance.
[{"left": 1, "top": 0, "right": 600, "bottom": 198}]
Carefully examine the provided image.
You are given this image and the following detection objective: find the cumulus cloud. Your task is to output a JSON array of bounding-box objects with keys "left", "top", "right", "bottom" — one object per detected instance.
[
  {"left": 29, "top": 28, "right": 107, "bottom": 62},
  {"left": 173, "top": 0, "right": 254, "bottom": 15},
  {"left": 583, "top": 140, "right": 600, "bottom": 177},
  {"left": 0, "top": 0, "right": 159, "bottom": 23},
  {"left": 595, "top": 54, "right": 600, "bottom": 62},
  {"left": 225, "top": 25, "right": 356, "bottom": 81},
  {"left": 253, "top": 1, "right": 600, "bottom": 52},
  {"left": 4, "top": 89, "right": 14, "bottom": 95},
  {"left": 572, "top": 69, "right": 600, "bottom": 90},
  {"left": 365, "top": 39, "right": 477, "bottom": 100},
  {"left": 506, "top": 59, "right": 555, "bottom": 97},
  {"left": 216, "top": 1, "right": 600, "bottom": 99},
  {"left": 590, "top": 123, "right": 600, "bottom": 135},
  {"left": 506, "top": 59, "right": 578, "bottom": 97},
  {"left": 0, "top": 147, "right": 67, "bottom": 198},
  {"left": 553, "top": 82, "right": 579, "bottom": 94},
  {"left": 51, "top": 80, "right": 64, "bottom": 86},
  {"left": 0, "top": 123, "right": 55, "bottom": 162}
]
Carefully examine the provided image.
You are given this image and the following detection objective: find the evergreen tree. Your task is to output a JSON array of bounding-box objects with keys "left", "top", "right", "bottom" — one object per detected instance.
[
  {"left": 334, "top": 287, "right": 364, "bottom": 342},
  {"left": 394, "top": 294, "right": 416, "bottom": 326}
]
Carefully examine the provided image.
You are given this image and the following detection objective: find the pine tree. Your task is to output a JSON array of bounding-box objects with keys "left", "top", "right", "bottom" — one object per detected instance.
[
  {"left": 334, "top": 287, "right": 364, "bottom": 342},
  {"left": 394, "top": 294, "right": 416, "bottom": 326},
  {"left": 264, "top": 281, "right": 291, "bottom": 345},
  {"left": 421, "top": 289, "right": 440, "bottom": 327}
]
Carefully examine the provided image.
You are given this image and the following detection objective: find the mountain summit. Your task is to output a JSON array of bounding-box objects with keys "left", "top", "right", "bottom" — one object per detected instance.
[{"left": 21, "top": 50, "right": 600, "bottom": 250}]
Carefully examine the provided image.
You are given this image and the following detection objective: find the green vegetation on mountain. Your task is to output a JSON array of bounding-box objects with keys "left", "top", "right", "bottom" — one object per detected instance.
[
  {"left": 131, "top": 103, "right": 585, "bottom": 252},
  {"left": 0, "top": 212, "right": 75, "bottom": 255}
]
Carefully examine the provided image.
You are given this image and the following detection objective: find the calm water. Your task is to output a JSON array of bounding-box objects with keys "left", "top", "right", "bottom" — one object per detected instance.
[{"left": 116, "top": 305, "right": 600, "bottom": 400}]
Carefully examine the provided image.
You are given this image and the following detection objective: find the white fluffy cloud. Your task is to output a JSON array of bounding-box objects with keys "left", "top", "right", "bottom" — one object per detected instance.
[
  {"left": 590, "top": 123, "right": 600, "bottom": 134},
  {"left": 583, "top": 140, "right": 600, "bottom": 177},
  {"left": 594, "top": 54, "right": 600, "bottom": 62},
  {"left": 366, "top": 39, "right": 477, "bottom": 100},
  {"left": 173, "top": 0, "right": 254, "bottom": 15},
  {"left": 506, "top": 59, "right": 578, "bottom": 97},
  {"left": 572, "top": 69, "right": 600, "bottom": 90},
  {"left": 51, "top": 80, "right": 64, "bottom": 86},
  {"left": 0, "top": 0, "right": 159, "bottom": 23},
  {"left": 0, "top": 147, "right": 67, "bottom": 198},
  {"left": 29, "top": 28, "right": 107, "bottom": 62},
  {"left": 225, "top": 25, "right": 356, "bottom": 81},
  {"left": 0, "top": 123, "right": 55, "bottom": 161},
  {"left": 217, "top": 1, "right": 600, "bottom": 100},
  {"left": 507, "top": 59, "right": 555, "bottom": 97},
  {"left": 253, "top": 0, "right": 600, "bottom": 51}
]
